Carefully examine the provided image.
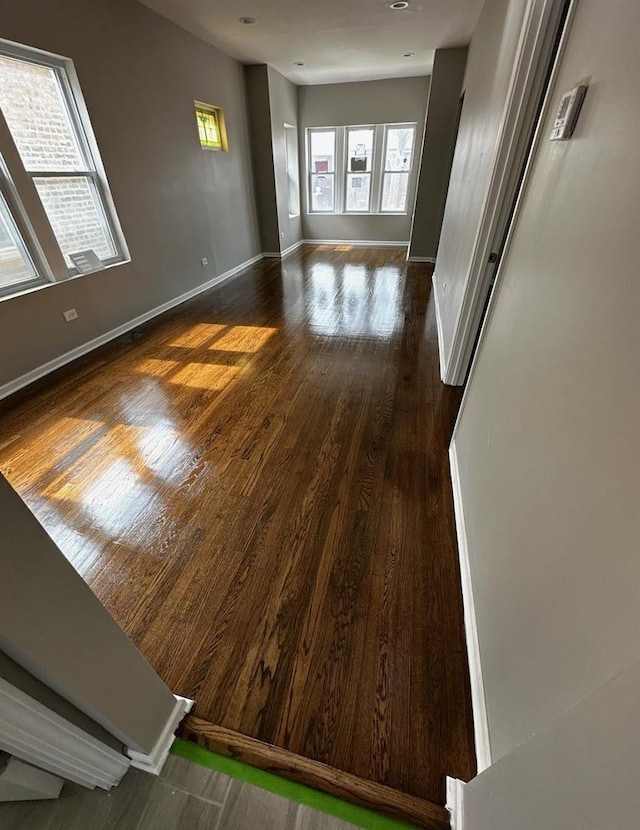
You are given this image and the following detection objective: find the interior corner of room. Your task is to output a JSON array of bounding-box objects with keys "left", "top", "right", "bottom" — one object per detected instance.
[{"left": 1, "top": 0, "right": 639, "bottom": 828}]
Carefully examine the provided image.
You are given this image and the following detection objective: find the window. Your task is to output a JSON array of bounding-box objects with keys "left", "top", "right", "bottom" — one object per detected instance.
[
  {"left": 345, "top": 127, "right": 374, "bottom": 212},
  {"left": 381, "top": 125, "right": 415, "bottom": 213},
  {"left": 284, "top": 123, "right": 300, "bottom": 216},
  {"left": 0, "top": 41, "right": 128, "bottom": 297},
  {"left": 308, "top": 129, "right": 336, "bottom": 212},
  {"left": 306, "top": 123, "right": 416, "bottom": 216},
  {"left": 194, "top": 102, "right": 228, "bottom": 151}
]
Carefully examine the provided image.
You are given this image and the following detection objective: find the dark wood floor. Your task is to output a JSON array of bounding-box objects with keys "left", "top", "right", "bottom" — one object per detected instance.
[{"left": 0, "top": 246, "right": 474, "bottom": 826}]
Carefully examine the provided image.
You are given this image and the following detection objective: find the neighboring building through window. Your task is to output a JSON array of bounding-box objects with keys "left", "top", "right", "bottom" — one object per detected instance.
[
  {"left": 308, "top": 129, "right": 336, "bottom": 212},
  {"left": 0, "top": 40, "right": 129, "bottom": 297},
  {"left": 306, "top": 123, "right": 417, "bottom": 216},
  {"left": 381, "top": 126, "right": 416, "bottom": 212}
]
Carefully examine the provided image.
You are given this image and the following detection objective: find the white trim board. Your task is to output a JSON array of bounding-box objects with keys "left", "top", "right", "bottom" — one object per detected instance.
[
  {"left": 449, "top": 440, "right": 492, "bottom": 772},
  {"left": 0, "top": 252, "right": 264, "bottom": 402},
  {"left": 281, "top": 239, "right": 304, "bottom": 257},
  {"left": 407, "top": 255, "right": 436, "bottom": 263},
  {"left": 432, "top": 274, "right": 448, "bottom": 384},
  {"left": 263, "top": 240, "right": 304, "bottom": 259},
  {"left": 127, "top": 695, "right": 193, "bottom": 776},
  {"left": 302, "top": 239, "right": 409, "bottom": 248},
  {"left": 446, "top": 777, "right": 466, "bottom": 830},
  {"left": 0, "top": 675, "right": 130, "bottom": 790}
]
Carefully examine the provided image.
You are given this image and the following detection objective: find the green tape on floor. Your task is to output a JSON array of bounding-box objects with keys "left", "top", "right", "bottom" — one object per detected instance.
[{"left": 170, "top": 738, "right": 417, "bottom": 830}]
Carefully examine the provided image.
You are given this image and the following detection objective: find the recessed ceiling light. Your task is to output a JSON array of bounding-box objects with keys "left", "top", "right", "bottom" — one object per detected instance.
[
  {"left": 294, "top": 62, "right": 305, "bottom": 67},
  {"left": 390, "top": 1, "right": 409, "bottom": 9},
  {"left": 239, "top": 16, "right": 256, "bottom": 24},
  {"left": 403, "top": 52, "right": 416, "bottom": 57}
]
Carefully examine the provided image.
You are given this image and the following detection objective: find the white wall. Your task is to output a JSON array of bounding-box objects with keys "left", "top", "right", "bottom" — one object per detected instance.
[
  {"left": 433, "top": 0, "right": 528, "bottom": 370},
  {"left": 452, "top": 0, "right": 640, "bottom": 780}
]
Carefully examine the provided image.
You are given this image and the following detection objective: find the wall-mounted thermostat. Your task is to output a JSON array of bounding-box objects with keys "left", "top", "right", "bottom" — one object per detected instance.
[{"left": 550, "top": 85, "right": 587, "bottom": 140}]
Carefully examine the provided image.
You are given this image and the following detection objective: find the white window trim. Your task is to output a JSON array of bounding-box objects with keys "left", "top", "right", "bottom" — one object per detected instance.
[
  {"left": 306, "top": 127, "right": 337, "bottom": 214},
  {"left": 306, "top": 122, "right": 417, "bottom": 217},
  {"left": 0, "top": 38, "right": 130, "bottom": 300},
  {"left": 344, "top": 125, "right": 376, "bottom": 214}
]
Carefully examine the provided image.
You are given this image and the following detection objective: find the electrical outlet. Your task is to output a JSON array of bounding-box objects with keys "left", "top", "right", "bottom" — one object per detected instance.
[
  {"left": 63, "top": 308, "right": 78, "bottom": 322},
  {"left": 201, "top": 257, "right": 208, "bottom": 267},
  {"left": 280, "top": 232, "right": 285, "bottom": 239}
]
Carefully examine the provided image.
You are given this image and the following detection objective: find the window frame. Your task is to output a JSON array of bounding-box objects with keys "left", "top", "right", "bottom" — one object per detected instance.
[
  {"left": 306, "top": 122, "right": 417, "bottom": 217},
  {"left": 307, "top": 127, "right": 337, "bottom": 213},
  {"left": 0, "top": 38, "right": 129, "bottom": 299},
  {"left": 344, "top": 126, "right": 376, "bottom": 214},
  {"left": 194, "top": 101, "right": 228, "bottom": 152},
  {"left": 379, "top": 123, "right": 417, "bottom": 214}
]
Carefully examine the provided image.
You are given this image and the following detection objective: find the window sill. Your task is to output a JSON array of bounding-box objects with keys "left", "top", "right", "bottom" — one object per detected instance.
[
  {"left": 0, "top": 257, "right": 131, "bottom": 304},
  {"left": 306, "top": 212, "right": 409, "bottom": 217}
]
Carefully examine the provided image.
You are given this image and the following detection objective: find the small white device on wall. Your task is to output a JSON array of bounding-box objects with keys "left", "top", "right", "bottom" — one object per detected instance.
[{"left": 550, "top": 85, "right": 588, "bottom": 140}]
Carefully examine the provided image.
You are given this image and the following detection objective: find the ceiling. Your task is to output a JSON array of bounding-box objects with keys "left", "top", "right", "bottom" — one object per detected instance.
[{"left": 138, "top": 0, "right": 485, "bottom": 85}]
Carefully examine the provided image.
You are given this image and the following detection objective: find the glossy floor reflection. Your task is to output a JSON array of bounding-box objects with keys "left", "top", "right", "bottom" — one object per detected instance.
[{"left": 0, "top": 246, "right": 474, "bottom": 815}]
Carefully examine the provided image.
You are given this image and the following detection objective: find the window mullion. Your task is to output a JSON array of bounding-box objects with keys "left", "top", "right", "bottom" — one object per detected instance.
[
  {"left": 371, "top": 125, "right": 386, "bottom": 214},
  {"left": 339, "top": 127, "right": 348, "bottom": 213},
  {"left": 0, "top": 110, "right": 68, "bottom": 280}
]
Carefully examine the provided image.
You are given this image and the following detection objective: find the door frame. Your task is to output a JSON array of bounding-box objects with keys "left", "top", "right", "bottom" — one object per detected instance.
[{"left": 443, "top": 0, "right": 572, "bottom": 386}]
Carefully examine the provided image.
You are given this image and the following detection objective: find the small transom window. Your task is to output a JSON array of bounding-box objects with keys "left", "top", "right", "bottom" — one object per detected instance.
[{"left": 195, "top": 103, "right": 227, "bottom": 152}]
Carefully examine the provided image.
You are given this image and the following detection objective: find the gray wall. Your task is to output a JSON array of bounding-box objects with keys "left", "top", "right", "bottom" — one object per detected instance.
[
  {"left": 0, "top": 0, "right": 260, "bottom": 390},
  {"left": 433, "top": 0, "right": 528, "bottom": 368},
  {"left": 463, "top": 658, "right": 640, "bottom": 830},
  {"left": 452, "top": 0, "right": 640, "bottom": 790},
  {"left": 244, "top": 65, "right": 280, "bottom": 254},
  {"left": 408, "top": 48, "right": 467, "bottom": 260},
  {"left": 298, "top": 77, "right": 430, "bottom": 242},
  {"left": 267, "top": 67, "right": 302, "bottom": 254},
  {"left": 0, "top": 475, "right": 175, "bottom": 753}
]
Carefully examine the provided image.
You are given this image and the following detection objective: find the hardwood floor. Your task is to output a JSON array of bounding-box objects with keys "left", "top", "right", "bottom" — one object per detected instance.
[{"left": 0, "top": 245, "right": 474, "bottom": 825}]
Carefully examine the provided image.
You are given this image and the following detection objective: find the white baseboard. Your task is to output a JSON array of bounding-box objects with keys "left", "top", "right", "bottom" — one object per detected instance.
[
  {"left": 446, "top": 777, "right": 466, "bottom": 830},
  {"left": 449, "top": 441, "right": 492, "bottom": 773},
  {"left": 0, "top": 252, "right": 264, "bottom": 402},
  {"left": 0, "top": 675, "right": 130, "bottom": 790},
  {"left": 432, "top": 274, "right": 449, "bottom": 384},
  {"left": 263, "top": 240, "right": 304, "bottom": 259},
  {"left": 407, "top": 255, "right": 436, "bottom": 263},
  {"left": 127, "top": 695, "right": 194, "bottom": 776},
  {"left": 281, "top": 239, "right": 304, "bottom": 257},
  {"left": 302, "top": 238, "right": 409, "bottom": 248}
]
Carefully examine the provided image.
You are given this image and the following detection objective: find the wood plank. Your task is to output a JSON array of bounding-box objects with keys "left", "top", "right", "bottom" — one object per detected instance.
[
  {"left": 0, "top": 246, "right": 474, "bottom": 812},
  {"left": 180, "top": 715, "right": 450, "bottom": 830}
]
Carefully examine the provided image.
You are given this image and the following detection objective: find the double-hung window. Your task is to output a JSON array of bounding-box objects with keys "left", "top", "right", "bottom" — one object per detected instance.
[
  {"left": 0, "top": 40, "right": 128, "bottom": 298},
  {"left": 380, "top": 125, "right": 416, "bottom": 213},
  {"left": 308, "top": 129, "right": 336, "bottom": 212},
  {"left": 345, "top": 127, "right": 374, "bottom": 212},
  {"left": 306, "top": 123, "right": 416, "bottom": 216}
]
